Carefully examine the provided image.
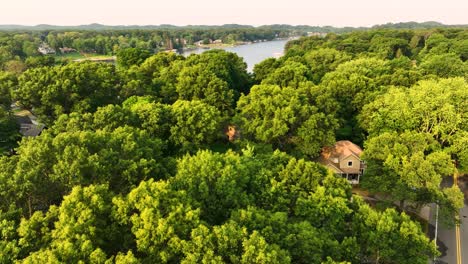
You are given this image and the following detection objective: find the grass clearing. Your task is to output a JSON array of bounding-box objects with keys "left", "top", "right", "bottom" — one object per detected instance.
[{"left": 54, "top": 52, "right": 115, "bottom": 62}]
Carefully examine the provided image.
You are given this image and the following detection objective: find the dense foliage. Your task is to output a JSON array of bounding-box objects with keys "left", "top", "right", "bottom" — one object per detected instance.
[
  {"left": 0, "top": 148, "right": 437, "bottom": 263},
  {"left": 0, "top": 27, "right": 467, "bottom": 263}
]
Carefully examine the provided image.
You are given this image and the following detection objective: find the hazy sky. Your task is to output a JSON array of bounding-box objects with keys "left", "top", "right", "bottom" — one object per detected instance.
[{"left": 2, "top": 0, "right": 467, "bottom": 27}]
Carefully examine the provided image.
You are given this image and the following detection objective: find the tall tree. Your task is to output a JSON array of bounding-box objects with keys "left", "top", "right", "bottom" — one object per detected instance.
[
  {"left": 117, "top": 47, "right": 151, "bottom": 69},
  {"left": 236, "top": 84, "right": 338, "bottom": 157},
  {"left": 18, "top": 185, "right": 122, "bottom": 263},
  {"left": 359, "top": 78, "right": 467, "bottom": 222},
  {"left": 303, "top": 48, "right": 351, "bottom": 84},
  {"left": 170, "top": 100, "right": 223, "bottom": 153},
  {"left": 16, "top": 62, "right": 120, "bottom": 124},
  {"left": 261, "top": 60, "right": 310, "bottom": 88},
  {"left": 113, "top": 179, "right": 201, "bottom": 263},
  {"left": 320, "top": 57, "right": 392, "bottom": 143},
  {"left": 419, "top": 53, "right": 467, "bottom": 78}
]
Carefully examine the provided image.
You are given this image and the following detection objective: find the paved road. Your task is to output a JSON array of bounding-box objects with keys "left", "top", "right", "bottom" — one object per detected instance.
[
  {"left": 460, "top": 204, "right": 468, "bottom": 264},
  {"left": 429, "top": 176, "right": 468, "bottom": 264}
]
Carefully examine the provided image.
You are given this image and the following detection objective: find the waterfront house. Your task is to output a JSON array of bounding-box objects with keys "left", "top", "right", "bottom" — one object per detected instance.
[
  {"left": 38, "top": 43, "right": 56, "bottom": 55},
  {"left": 59, "top": 47, "right": 76, "bottom": 53}
]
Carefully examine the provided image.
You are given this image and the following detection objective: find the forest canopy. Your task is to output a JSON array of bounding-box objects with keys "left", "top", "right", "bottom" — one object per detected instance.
[{"left": 0, "top": 26, "right": 467, "bottom": 263}]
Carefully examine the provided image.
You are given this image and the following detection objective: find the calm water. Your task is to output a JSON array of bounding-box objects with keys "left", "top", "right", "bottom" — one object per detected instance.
[{"left": 182, "top": 39, "right": 289, "bottom": 72}]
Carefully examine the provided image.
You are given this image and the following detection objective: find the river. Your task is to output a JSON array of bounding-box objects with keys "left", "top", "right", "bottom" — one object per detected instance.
[{"left": 181, "top": 39, "right": 289, "bottom": 72}]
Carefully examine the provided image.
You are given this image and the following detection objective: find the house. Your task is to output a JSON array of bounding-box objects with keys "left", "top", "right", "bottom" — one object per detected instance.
[
  {"left": 175, "top": 38, "right": 188, "bottom": 45},
  {"left": 318, "top": 140, "right": 366, "bottom": 184},
  {"left": 38, "top": 43, "right": 56, "bottom": 55},
  {"left": 59, "top": 47, "right": 76, "bottom": 53},
  {"left": 14, "top": 110, "right": 45, "bottom": 137},
  {"left": 307, "top": 32, "right": 327, "bottom": 38}
]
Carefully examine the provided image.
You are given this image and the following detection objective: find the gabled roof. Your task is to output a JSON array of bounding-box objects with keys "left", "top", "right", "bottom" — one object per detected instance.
[
  {"left": 324, "top": 162, "right": 344, "bottom": 174},
  {"left": 20, "top": 124, "right": 45, "bottom": 137},
  {"left": 14, "top": 110, "right": 44, "bottom": 137},
  {"left": 318, "top": 140, "right": 363, "bottom": 174},
  {"left": 14, "top": 115, "right": 33, "bottom": 125},
  {"left": 320, "top": 140, "right": 363, "bottom": 161}
]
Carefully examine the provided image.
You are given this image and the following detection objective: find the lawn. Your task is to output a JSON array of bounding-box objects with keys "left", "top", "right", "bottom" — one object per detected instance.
[
  {"left": 54, "top": 52, "right": 115, "bottom": 62},
  {"left": 54, "top": 52, "right": 86, "bottom": 60}
]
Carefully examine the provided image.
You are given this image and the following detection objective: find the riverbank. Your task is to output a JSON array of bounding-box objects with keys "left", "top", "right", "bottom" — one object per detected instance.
[
  {"left": 181, "top": 39, "right": 290, "bottom": 72},
  {"left": 180, "top": 37, "right": 298, "bottom": 54},
  {"left": 181, "top": 41, "right": 250, "bottom": 53}
]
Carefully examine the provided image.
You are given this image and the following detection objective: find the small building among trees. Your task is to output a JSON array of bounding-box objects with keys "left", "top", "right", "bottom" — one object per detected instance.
[
  {"left": 59, "top": 47, "right": 77, "bottom": 53},
  {"left": 38, "top": 43, "right": 56, "bottom": 55},
  {"left": 14, "top": 110, "right": 44, "bottom": 137},
  {"left": 318, "top": 140, "right": 366, "bottom": 184}
]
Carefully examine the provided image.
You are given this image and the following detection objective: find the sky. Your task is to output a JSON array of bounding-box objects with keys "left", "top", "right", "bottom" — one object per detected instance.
[{"left": 1, "top": 0, "right": 467, "bottom": 27}]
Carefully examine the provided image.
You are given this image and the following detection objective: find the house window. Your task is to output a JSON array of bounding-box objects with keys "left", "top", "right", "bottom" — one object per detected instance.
[{"left": 347, "top": 161, "right": 353, "bottom": 167}]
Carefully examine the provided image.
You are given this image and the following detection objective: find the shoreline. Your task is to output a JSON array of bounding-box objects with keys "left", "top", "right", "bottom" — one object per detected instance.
[{"left": 180, "top": 37, "right": 298, "bottom": 54}]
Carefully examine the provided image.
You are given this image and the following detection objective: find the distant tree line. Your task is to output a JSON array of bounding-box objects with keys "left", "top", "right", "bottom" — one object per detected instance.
[{"left": 1, "top": 21, "right": 466, "bottom": 72}]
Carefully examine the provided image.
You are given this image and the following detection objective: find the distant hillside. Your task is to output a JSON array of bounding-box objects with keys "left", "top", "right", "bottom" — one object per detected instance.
[
  {"left": 0, "top": 21, "right": 466, "bottom": 32},
  {"left": 372, "top": 21, "right": 468, "bottom": 29},
  {"left": 0, "top": 23, "right": 256, "bottom": 31}
]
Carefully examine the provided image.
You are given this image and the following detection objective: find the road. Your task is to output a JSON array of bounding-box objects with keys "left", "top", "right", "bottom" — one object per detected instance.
[{"left": 429, "top": 176, "right": 468, "bottom": 264}]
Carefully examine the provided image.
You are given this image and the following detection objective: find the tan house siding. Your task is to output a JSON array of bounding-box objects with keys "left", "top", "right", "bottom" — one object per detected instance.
[
  {"left": 339, "top": 154, "right": 360, "bottom": 173},
  {"left": 326, "top": 164, "right": 343, "bottom": 174},
  {"left": 318, "top": 140, "right": 365, "bottom": 184}
]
